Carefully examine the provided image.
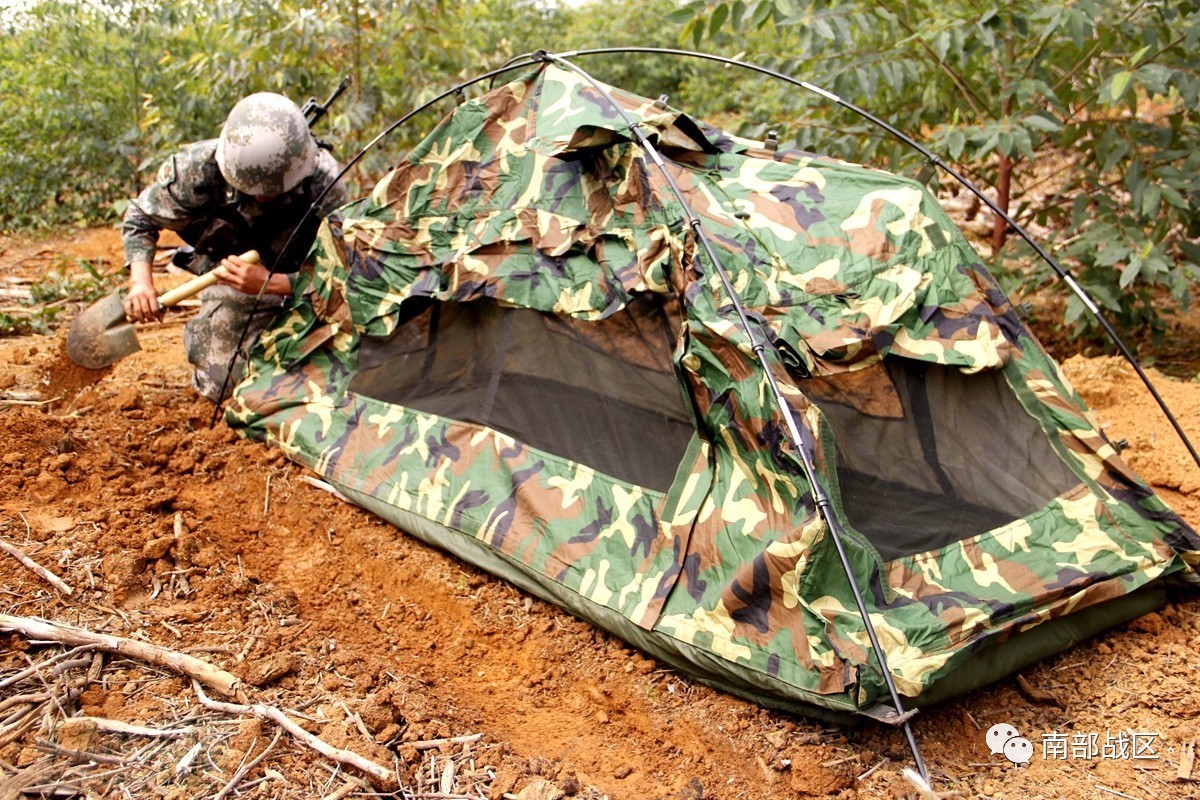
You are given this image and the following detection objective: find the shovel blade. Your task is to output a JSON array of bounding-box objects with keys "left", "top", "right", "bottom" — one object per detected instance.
[{"left": 65, "top": 292, "right": 142, "bottom": 369}]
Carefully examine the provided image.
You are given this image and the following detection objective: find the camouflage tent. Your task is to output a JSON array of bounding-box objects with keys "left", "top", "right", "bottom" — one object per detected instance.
[{"left": 227, "top": 63, "right": 1200, "bottom": 722}]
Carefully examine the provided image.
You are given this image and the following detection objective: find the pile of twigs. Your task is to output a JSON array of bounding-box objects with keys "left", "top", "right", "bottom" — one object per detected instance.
[{"left": 0, "top": 615, "right": 502, "bottom": 799}]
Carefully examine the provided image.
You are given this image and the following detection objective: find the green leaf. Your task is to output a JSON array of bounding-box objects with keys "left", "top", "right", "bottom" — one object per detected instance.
[
  {"left": 678, "top": 17, "right": 697, "bottom": 46},
  {"left": 664, "top": 5, "right": 700, "bottom": 24},
  {"left": 997, "top": 130, "right": 1014, "bottom": 156},
  {"left": 729, "top": 0, "right": 745, "bottom": 30},
  {"left": 1022, "top": 113, "right": 1061, "bottom": 133},
  {"left": 945, "top": 129, "right": 965, "bottom": 160},
  {"left": 709, "top": 3, "right": 729, "bottom": 37},
  {"left": 1109, "top": 70, "right": 1133, "bottom": 101},
  {"left": 1119, "top": 258, "right": 1143, "bottom": 289},
  {"left": 1160, "top": 184, "right": 1189, "bottom": 210},
  {"left": 933, "top": 30, "right": 950, "bottom": 62},
  {"left": 1141, "top": 185, "right": 1161, "bottom": 217},
  {"left": 750, "top": 0, "right": 773, "bottom": 28}
]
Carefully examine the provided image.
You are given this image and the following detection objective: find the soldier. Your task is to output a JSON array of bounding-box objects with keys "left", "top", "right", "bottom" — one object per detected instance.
[{"left": 121, "top": 92, "right": 348, "bottom": 402}]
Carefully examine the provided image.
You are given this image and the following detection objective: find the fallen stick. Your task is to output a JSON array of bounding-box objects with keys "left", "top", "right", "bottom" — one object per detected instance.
[
  {"left": 0, "top": 396, "right": 61, "bottom": 406},
  {"left": 857, "top": 756, "right": 890, "bottom": 782},
  {"left": 192, "top": 681, "right": 397, "bottom": 790},
  {"left": 70, "top": 717, "right": 195, "bottom": 738},
  {"left": 0, "top": 614, "right": 243, "bottom": 700},
  {"left": 0, "top": 540, "right": 74, "bottom": 596},
  {"left": 175, "top": 741, "right": 204, "bottom": 777},
  {"left": 33, "top": 737, "right": 130, "bottom": 766},
  {"left": 321, "top": 778, "right": 361, "bottom": 800},
  {"left": 0, "top": 645, "right": 98, "bottom": 690},
  {"left": 411, "top": 733, "right": 483, "bottom": 751}
]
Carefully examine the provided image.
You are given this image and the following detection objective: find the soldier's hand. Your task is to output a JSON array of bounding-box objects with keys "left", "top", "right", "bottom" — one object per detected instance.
[
  {"left": 216, "top": 255, "right": 292, "bottom": 296},
  {"left": 216, "top": 254, "right": 271, "bottom": 295},
  {"left": 124, "top": 276, "right": 161, "bottom": 323}
]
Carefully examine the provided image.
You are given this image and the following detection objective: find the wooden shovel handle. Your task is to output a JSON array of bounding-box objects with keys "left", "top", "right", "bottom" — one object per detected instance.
[{"left": 156, "top": 250, "right": 260, "bottom": 308}]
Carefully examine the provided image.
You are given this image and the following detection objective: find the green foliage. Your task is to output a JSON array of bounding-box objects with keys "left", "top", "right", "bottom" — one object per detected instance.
[
  {"left": 687, "top": 0, "right": 1200, "bottom": 340},
  {"left": 0, "top": 258, "right": 119, "bottom": 336},
  {"left": 0, "top": 0, "right": 565, "bottom": 233}
]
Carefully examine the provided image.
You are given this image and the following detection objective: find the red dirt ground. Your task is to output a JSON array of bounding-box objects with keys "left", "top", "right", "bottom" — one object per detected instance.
[{"left": 1, "top": 227, "right": 1198, "bottom": 800}]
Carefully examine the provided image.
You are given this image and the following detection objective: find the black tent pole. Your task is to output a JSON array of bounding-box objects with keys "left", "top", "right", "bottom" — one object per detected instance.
[
  {"left": 545, "top": 46, "right": 1199, "bottom": 472},
  {"left": 539, "top": 50, "right": 932, "bottom": 788}
]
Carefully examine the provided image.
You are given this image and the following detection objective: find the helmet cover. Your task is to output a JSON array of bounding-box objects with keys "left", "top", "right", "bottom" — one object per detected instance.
[{"left": 216, "top": 93, "right": 317, "bottom": 197}]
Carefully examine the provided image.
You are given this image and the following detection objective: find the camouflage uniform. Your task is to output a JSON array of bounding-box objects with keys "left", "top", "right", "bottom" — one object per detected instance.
[{"left": 122, "top": 139, "right": 347, "bottom": 402}]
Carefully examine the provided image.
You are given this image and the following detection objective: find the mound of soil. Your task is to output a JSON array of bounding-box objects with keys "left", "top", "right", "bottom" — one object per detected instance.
[{"left": 1, "top": 228, "right": 1198, "bottom": 799}]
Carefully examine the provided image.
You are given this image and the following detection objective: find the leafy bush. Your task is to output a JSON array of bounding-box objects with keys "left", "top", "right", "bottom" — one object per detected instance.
[{"left": 0, "top": 258, "right": 119, "bottom": 336}]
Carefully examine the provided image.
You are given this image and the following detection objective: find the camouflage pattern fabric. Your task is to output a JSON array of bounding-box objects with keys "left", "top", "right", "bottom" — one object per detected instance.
[
  {"left": 122, "top": 139, "right": 346, "bottom": 272},
  {"left": 123, "top": 132, "right": 346, "bottom": 402},
  {"left": 183, "top": 285, "right": 288, "bottom": 403},
  {"left": 226, "top": 65, "right": 1200, "bottom": 717},
  {"left": 216, "top": 92, "right": 319, "bottom": 197}
]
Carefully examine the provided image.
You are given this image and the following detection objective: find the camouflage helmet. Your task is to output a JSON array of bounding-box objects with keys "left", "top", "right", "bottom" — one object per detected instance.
[{"left": 215, "top": 93, "right": 317, "bottom": 197}]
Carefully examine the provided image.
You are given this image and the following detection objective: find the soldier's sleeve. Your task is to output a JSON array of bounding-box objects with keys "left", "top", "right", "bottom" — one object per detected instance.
[
  {"left": 313, "top": 150, "right": 349, "bottom": 217},
  {"left": 120, "top": 150, "right": 204, "bottom": 264}
]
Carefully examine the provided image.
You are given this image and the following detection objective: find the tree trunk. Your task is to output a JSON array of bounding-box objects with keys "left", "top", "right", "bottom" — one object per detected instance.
[{"left": 992, "top": 154, "right": 1012, "bottom": 253}]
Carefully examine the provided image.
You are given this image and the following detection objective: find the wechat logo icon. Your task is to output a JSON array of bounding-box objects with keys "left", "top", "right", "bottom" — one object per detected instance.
[{"left": 987, "top": 722, "right": 1034, "bottom": 765}]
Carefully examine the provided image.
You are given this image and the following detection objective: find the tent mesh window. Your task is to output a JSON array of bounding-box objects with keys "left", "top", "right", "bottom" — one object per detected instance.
[
  {"left": 349, "top": 295, "right": 695, "bottom": 493},
  {"left": 808, "top": 357, "right": 1084, "bottom": 561}
]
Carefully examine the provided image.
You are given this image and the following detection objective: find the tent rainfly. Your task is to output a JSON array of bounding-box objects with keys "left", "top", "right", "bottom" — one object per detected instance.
[{"left": 226, "top": 62, "right": 1200, "bottom": 727}]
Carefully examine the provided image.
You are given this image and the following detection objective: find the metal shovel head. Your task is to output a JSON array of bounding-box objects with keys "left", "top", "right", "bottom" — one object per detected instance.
[{"left": 65, "top": 291, "right": 141, "bottom": 370}]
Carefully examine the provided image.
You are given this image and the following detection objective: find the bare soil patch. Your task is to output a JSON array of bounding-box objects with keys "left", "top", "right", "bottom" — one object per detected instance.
[{"left": 1, "top": 228, "right": 1198, "bottom": 800}]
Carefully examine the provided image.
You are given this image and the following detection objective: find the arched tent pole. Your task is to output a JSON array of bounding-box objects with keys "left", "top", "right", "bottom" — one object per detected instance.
[
  {"left": 534, "top": 46, "right": 1199, "bottom": 471},
  {"left": 538, "top": 50, "right": 933, "bottom": 788},
  {"left": 211, "top": 57, "right": 545, "bottom": 425}
]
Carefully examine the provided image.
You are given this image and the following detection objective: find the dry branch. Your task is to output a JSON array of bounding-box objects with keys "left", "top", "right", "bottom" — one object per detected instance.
[
  {"left": 0, "top": 396, "right": 60, "bottom": 407},
  {"left": 0, "top": 646, "right": 97, "bottom": 691},
  {"left": 72, "top": 717, "right": 195, "bottom": 738},
  {"left": 192, "top": 681, "right": 397, "bottom": 790},
  {"left": 412, "top": 733, "right": 483, "bottom": 751},
  {"left": 0, "top": 614, "right": 243, "bottom": 700},
  {"left": 0, "top": 540, "right": 74, "bottom": 596},
  {"left": 321, "top": 778, "right": 362, "bottom": 800}
]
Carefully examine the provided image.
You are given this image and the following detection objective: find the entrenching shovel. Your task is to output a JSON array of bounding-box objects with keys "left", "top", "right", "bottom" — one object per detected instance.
[{"left": 65, "top": 250, "right": 260, "bottom": 370}]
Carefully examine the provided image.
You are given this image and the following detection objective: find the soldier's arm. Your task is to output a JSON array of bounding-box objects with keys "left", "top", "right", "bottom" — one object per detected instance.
[
  {"left": 121, "top": 153, "right": 204, "bottom": 264},
  {"left": 122, "top": 180, "right": 179, "bottom": 322},
  {"left": 121, "top": 149, "right": 213, "bottom": 321}
]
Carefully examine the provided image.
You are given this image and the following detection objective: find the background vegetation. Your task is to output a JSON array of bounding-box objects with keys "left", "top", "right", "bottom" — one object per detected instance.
[{"left": 1, "top": 0, "right": 1197, "bottom": 343}]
